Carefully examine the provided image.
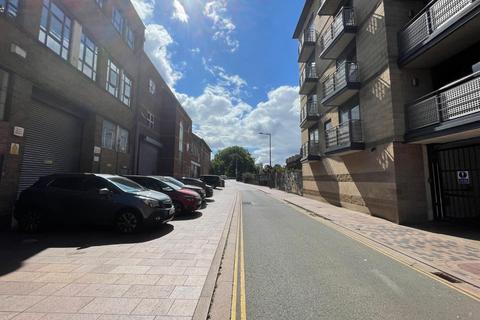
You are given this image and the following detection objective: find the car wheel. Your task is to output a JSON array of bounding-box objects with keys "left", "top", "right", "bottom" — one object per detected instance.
[
  {"left": 19, "top": 208, "right": 42, "bottom": 233},
  {"left": 115, "top": 211, "right": 141, "bottom": 234},
  {"left": 173, "top": 201, "right": 183, "bottom": 214}
]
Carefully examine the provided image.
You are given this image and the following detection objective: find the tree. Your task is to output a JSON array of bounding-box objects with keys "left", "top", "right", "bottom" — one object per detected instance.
[{"left": 212, "top": 146, "right": 256, "bottom": 178}]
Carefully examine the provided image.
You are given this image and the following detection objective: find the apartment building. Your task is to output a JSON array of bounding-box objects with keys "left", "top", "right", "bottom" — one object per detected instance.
[
  {"left": 293, "top": 0, "right": 480, "bottom": 224},
  {"left": 190, "top": 133, "right": 212, "bottom": 177},
  {"left": 0, "top": 0, "right": 194, "bottom": 228}
]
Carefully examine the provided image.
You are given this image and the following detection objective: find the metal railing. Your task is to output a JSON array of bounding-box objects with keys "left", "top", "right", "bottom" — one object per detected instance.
[
  {"left": 300, "top": 63, "right": 318, "bottom": 87},
  {"left": 301, "top": 140, "right": 321, "bottom": 158},
  {"left": 321, "top": 62, "right": 359, "bottom": 100},
  {"left": 406, "top": 72, "right": 480, "bottom": 131},
  {"left": 398, "top": 0, "right": 475, "bottom": 57},
  {"left": 325, "top": 119, "right": 363, "bottom": 149},
  {"left": 319, "top": 7, "right": 356, "bottom": 54},
  {"left": 298, "top": 28, "right": 318, "bottom": 53},
  {"left": 300, "top": 100, "right": 319, "bottom": 123}
]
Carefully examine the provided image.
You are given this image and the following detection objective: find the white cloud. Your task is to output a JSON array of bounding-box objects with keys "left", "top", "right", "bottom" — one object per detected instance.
[
  {"left": 202, "top": 58, "right": 247, "bottom": 96},
  {"left": 203, "top": 0, "right": 239, "bottom": 52},
  {"left": 172, "top": 0, "right": 189, "bottom": 23},
  {"left": 131, "top": 0, "right": 155, "bottom": 21},
  {"left": 144, "top": 24, "right": 183, "bottom": 87},
  {"left": 177, "top": 85, "right": 301, "bottom": 165}
]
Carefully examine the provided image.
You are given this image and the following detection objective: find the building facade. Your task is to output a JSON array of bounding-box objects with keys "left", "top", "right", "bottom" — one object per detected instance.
[
  {"left": 294, "top": 0, "right": 480, "bottom": 224},
  {"left": 190, "top": 133, "right": 212, "bottom": 177},
  {"left": 0, "top": 0, "right": 195, "bottom": 228}
]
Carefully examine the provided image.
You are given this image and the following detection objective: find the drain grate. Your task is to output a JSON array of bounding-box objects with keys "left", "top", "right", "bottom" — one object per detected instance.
[{"left": 431, "top": 272, "right": 462, "bottom": 283}]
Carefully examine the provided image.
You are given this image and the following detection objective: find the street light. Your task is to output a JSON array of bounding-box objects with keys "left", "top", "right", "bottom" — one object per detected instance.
[{"left": 258, "top": 132, "right": 272, "bottom": 167}]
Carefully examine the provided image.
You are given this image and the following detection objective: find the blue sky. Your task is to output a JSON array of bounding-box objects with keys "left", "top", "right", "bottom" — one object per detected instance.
[{"left": 133, "top": 0, "right": 304, "bottom": 165}]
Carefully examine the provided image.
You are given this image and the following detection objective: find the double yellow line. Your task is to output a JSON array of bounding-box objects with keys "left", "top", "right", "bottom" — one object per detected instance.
[{"left": 231, "top": 195, "right": 247, "bottom": 320}]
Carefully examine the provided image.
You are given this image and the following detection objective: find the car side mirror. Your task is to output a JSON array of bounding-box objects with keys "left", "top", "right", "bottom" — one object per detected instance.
[{"left": 98, "top": 188, "right": 111, "bottom": 196}]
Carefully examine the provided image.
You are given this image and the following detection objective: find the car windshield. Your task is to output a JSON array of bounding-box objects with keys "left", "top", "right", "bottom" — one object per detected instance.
[
  {"left": 159, "top": 179, "right": 182, "bottom": 191},
  {"left": 164, "top": 177, "right": 185, "bottom": 187},
  {"left": 108, "top": 177, "right": 145, "bottom": 192}
]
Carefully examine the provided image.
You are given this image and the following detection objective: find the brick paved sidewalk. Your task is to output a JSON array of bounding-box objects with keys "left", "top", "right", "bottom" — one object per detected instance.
[
  {"left": 252, "top": 185, "right": 480, "bottom": 290},
  {"left": 0, "top": 186, "right": 237, "bottom": 320}
]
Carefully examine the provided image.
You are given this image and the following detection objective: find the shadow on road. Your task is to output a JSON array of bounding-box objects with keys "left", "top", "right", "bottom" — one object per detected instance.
[
  {"left": 206, "top": 199, "right": 215, "bottom": 203},
  {"left": 0, "top": 223, "right": 174, "bottom": 277},
  {"left": 173, "top": 211, "right": 203, "bottom": 221}
]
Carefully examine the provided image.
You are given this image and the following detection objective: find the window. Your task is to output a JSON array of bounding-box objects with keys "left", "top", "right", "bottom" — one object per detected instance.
[
  {"left": 146, "top": 111, "right": 154, "bottom": 128},
  {"left": 106, "top": 59, "right": 120, "bottom": 97},
  {"left": 120, "top": 72, "right": 132, "bottom": 107},
  {"left": 117, "top": 127, "right": 129, "bottom": 153},
  {"left": 101, "top": 120, "right": 116, "bottom": 149},
  {"left": 77, "top": 33, "right": 98, "bottom": 81},
  {"left": 39, "top": 0, "right": 71, "bottom": 60},
  {"left": 324, "top": 120, "right": 332, "bottom": 132},
  {"left": 0, "top": 0, "right": 19, "bottom": 17},
  {"left": 112, "top": 7, "right": 124, "bottom": 34},
  {"left": 125, "top": 24, "right": 135, "bottom": 49},
  {"left": 0, "top": 69, "right": 8, "bottom": 121},
  {"left": 339, "top": 103, "right": 360, "bottom": 124},
  {"left": 82, "top": 177, "right": 110, "bottom": 192},
  {"left": 49, "top": 177, "right": 84, "bottom": 190},
  {"left": 148, "top": 79, "right": 156, "bottom": 95},
  {"left": 309, "top": 128, "right": 319, "bottom": 142},
  {"left": 179, "top": 121, "right": 184, "bottom": 152},
  {"left": 95, "top": 0, "right": 104, "bottom": 8}
]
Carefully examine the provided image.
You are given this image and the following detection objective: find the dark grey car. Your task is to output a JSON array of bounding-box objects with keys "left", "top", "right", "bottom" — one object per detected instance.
[{"left": 14, "top": 174, "right": 175, "bottom": 234}]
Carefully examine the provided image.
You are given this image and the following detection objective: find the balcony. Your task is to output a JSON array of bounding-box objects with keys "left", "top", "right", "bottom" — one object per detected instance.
[
  {"left": 299, "top": 64, "right": 318, "bottom": 95},
  {"left": 405, "top": 72, "right": 480, "bottom": 143},
  {"left": 300, "top": 100, "right": 320, "bottom": 128},
  {"left": 301, "top": 140, "right": 322, "bottom": 162},
  {"left": 298, "top": 29, "right": 318, "bottom": 62},
  {"left": 325, "top": 120, "right": 364, "bottom": 155},
  {"left": 321, "top": 62, "right": 360, "bottom": 107},
  {"left": 319, "top": 7, "right": 357, "bottom": 60},
  {"left": 398, "top": 0, "right": 480, "bottom": 68},
  {"left": 318, "top": 0, "right": 340, "bottom": 16}
]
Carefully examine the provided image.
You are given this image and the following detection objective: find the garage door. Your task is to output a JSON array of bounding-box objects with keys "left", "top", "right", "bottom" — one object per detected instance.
[
  {"left": 18, "top": 104, "right": 83, "bottom": 192},
  {"left": 138, "top": 140, "right": 160, "bottom": 175}
]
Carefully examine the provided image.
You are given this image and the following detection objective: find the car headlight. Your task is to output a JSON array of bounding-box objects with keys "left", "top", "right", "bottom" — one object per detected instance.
[{"left": 138, "top": 197, "right": 160, "bottom": 208}]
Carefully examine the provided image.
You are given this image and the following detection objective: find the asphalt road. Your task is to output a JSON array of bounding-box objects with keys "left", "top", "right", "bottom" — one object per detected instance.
[{"left": 239, "top": 188, "right": 480, "bottom": 320}]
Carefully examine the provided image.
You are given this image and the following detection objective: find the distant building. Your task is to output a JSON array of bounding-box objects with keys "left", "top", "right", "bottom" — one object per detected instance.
[
  {"left": 190, "top": 133, "right": 212, "bottom": 177},
  {"left": 0, "top": 0, "right": 195, "bottom": 228},
  {"left": 293, "top": 0, "right": 480, "bottom": 224}
]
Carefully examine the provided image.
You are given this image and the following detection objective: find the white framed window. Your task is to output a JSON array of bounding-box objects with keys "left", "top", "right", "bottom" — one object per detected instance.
[
  {"left": 117, "top": 127, "right": 129, "bottom": 153},
  {"left": 125, "top": 24, "right": 135, "bottom": 49},
  {"left": 179, "top": 121, "right": 184, "bottom": 152},
  {"left": 148, "top": 79, "right": 156, "bottom": 95},
  {"left": 78, "top": 33, "right": 98, "bottom": 81},
  {"left": 0, "top": 0, "right": 19, "bottom": 17},
  {"left": 38, "top": 0, "right": 72, "bottom": 60},
  {"left": 106, "top": 59, "right": 120, "bottom": 97},
  {"left": 120, "top": 72, "right": 132, "bottom": 107},
  {"left": 101, "top": 120, "right": 116, "bottom": 149},
  {"left": 146, "top": 111, "right": 154, "bottom": 128}
]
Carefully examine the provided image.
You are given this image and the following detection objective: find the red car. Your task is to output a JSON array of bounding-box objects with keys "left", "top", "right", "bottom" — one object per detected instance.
[{"left": 125, "top": 176, "right": 202, "bottom": 214}]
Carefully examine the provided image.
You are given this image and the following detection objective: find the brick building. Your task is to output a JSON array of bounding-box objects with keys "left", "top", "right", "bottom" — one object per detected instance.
[
  {"left": 190, "top": 133, "right": 212, "bottom": 177},
  {"left": 294, "top": 0, "right": 480, "bottom": 224},
  {"left": 0, "top": 0, "right": 194, "bottom": 228}
]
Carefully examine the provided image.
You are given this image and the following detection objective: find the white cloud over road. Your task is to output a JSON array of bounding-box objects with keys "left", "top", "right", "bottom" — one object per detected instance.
[{"left": 203, "top": 0, "right": 239, "bottom": 52}]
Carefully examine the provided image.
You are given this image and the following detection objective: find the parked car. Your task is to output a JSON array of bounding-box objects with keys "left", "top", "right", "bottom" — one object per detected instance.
[
  {"left": 125, "top": 176, "right": 202, "bottom": 214},
  {"left": 159, "top": 176, "right": 206, "bottom": 200},
  {"left": 14, "top": 174, "right": 175, "bottom": 234},
  {"left": 199, "top": 175, "right": 223, "bottom": 188},
  {"left": 178, "top": 177, "right": 214, "bottom": 198}
]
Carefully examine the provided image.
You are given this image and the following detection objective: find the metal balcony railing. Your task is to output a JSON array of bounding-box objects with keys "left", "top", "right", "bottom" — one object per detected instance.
[
  {"left": 300, "top": 100, "right": 319, "bottom": 123},
  {"left": 300, "top": 63, "right": 318, "bottom": 87},
  {"left": 301, "top": 140, "right": 321, "bottom": 158},
  {"left": 319, "top": 7, "right": 356, "bottom": 55},
  {"left": 298, "top": 28, "right": 318, "bottom": 53},
  {"left": 321, "top": 62, "right": 359, "bottom": 100},
  {"left": 406, "top": 72, "right": 480, "bottom": 131},
  {"left": 398, "top": 0, "right": 475, "bottom": 57},
  {"left": 325, "top": 120, "right": 363, "bottom": 149}
]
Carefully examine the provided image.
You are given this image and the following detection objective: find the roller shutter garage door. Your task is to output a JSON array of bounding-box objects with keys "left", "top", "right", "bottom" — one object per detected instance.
[
  {"left": 138, "top": 140, "right": 160, "bottom": 175},
  {"left": 18, "top": 104, "right": 83, "bottom": 192}
]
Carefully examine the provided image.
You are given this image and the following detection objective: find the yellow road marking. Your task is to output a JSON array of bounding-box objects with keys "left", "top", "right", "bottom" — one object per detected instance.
[
  {"left": 287, "top": 202, "right": 480, "bottom": 302},
  {"left": 240, "top": 199, "right": 247, "bottom": 320},
  {"left": 230, "top": 195, "right": 241, "bottom": 320}
]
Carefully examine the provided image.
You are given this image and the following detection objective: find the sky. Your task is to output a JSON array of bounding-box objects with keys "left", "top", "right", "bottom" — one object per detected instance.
[{"left": 133, "top": 0, "right": 304, "bottom": 165}]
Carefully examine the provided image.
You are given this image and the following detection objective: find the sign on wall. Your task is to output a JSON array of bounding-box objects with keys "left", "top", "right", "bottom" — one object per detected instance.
[{"left": 457, "top": 171, "right": 470, "bottom": 185}]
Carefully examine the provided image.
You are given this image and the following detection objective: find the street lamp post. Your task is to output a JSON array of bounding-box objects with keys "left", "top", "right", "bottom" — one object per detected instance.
[{"left": 258, "top": 132, "right": 272, "bottom": 167}]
